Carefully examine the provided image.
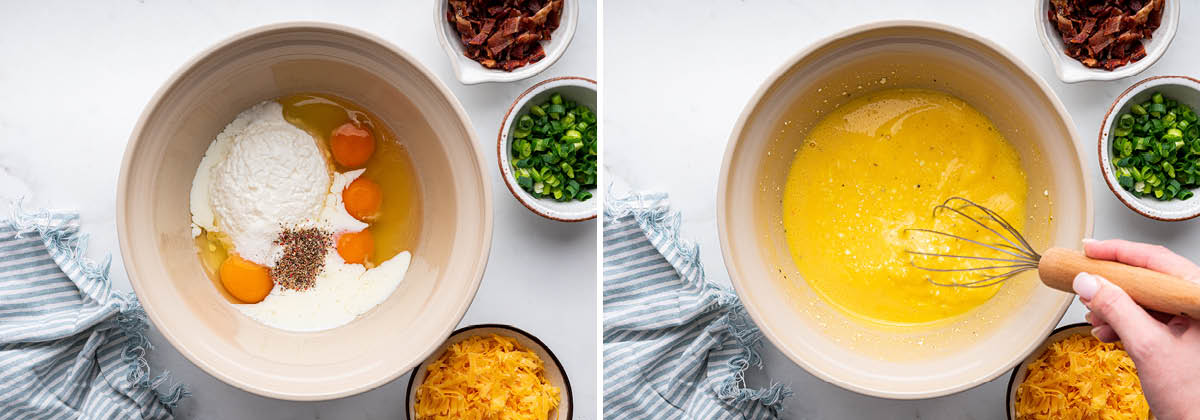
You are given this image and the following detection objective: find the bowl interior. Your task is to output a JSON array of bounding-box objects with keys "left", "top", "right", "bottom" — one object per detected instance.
[
  {"left": 721, "top": 23, "right": 1090, "bottom": 398},
  {"left": 405, "top": 325, "right": 573, "bottom": 420},
  {"left": 499, "top": 78, "right": 597, "bottom": 221},
  {"left": 435, "top": 0, "right": 578, "bottom": 84},
  {"left": 119, "top": 24, "right": 491, "bottom": 400},
  {"left": 1099, "top": 76, "right": 1200, "bottom": 221}
]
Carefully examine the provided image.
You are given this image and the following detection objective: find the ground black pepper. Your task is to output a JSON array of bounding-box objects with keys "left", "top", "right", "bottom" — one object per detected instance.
[{"left": 271, "top": 226, "right": 332, "bottom": 291}]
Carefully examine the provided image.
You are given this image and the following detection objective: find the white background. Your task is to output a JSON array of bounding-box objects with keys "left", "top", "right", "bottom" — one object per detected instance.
[
  {"left": 0, "top": 1, "right": 597, "bottom": 419},
  {"left": 604, "top": 1, "right": 1199, "bottom": 419}
]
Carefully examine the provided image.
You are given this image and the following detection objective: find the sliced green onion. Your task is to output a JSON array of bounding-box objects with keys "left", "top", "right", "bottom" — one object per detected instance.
[
  {"left": 508, "top": 92, "right": 597, "bottom": 202},
  {"left": 1111, "top": 91, "right": 1200, "bottom": 201}
]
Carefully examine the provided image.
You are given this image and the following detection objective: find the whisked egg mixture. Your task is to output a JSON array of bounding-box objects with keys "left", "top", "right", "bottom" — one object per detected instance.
[
  {"left": 191, "top": 93, "right": 421, "bottom": 332},
  {"left": 782, "top": 88, "right": 1028, "bottom": 326}
]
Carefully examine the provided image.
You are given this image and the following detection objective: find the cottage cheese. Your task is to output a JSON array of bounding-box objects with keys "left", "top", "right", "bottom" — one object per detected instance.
[{"left": 192, "top": 101, "right": 330, "bottom": 266}]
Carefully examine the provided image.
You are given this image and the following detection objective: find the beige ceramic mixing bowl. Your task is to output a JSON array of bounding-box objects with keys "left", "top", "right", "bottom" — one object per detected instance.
[
  {"left": 718, "top": 21, "right": 1092, "bottom": 399},
  {"left": 117, "top": 23, "right": 492, "bottom": 400}
]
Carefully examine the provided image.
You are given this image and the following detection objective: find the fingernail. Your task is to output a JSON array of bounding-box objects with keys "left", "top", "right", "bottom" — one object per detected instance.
[
  {"left": 1091, "top": 327, "right": 1104, "bottom": 339},
  {"left": 1082, "top": 238, "right": 1097, "bottom": 245},
  {"left": 1074, "top": 272, "right": 1100, "bottom": 300}
]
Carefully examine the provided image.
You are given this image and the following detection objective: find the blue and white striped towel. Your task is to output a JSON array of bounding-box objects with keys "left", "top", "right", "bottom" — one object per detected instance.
[
  {"left": 603, "top": 192, "right": 789, "bottom": 419},
  {"left": 0, "top": 204, "right": 186, "bottom": 419}
]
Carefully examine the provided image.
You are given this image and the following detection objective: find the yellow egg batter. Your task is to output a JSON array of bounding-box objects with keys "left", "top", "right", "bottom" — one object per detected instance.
[{"left": 782, "top": 88, "right": 1028, "bottom": 326}]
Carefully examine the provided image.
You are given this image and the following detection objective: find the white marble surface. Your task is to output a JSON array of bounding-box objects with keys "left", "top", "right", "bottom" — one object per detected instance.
[
  {"left": 604, "top": 1, "right": 1199, "bottom": 419},
  {"left": 0, "top": 1, "right": 596, "bottom": 419}
]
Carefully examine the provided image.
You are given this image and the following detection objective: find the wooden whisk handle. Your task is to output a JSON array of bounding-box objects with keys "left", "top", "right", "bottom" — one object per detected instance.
[{"left": 1038, "top": 247, "right": 1200, "bottom": 319}]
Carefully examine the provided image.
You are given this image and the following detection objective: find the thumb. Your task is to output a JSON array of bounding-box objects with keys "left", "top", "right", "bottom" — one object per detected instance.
[{"left": 1074, "top": 272, "right": 1167, "bottom": 356}]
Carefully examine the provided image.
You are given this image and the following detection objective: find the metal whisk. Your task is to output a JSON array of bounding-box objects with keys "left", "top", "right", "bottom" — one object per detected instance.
[{"left": 904, "top": 197, "right": 1200, "bottom": 318}]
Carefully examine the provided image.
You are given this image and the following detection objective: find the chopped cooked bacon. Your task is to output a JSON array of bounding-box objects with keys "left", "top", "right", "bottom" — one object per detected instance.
[
  {"left": 516, "top": 32, "right": 542, "bottom": 44},
  {"left": 1047, "top": 0, "right": 1164, "bottom": 70},
  {"left": 467, "top": 19, "right": 495, "bottom": 45},
  {"left": 1116, "top": 30, "right": 1144, "bottom": 43},
  {"left": 1068, "top": 17, "right": 1097, "bottom": 43},
  {"left": 446, "top": 0, "right": 564, "bottom": 72}
]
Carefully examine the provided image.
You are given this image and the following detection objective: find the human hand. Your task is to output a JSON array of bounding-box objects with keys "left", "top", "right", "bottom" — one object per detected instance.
[{"left": 1073, "top": 239, "right": 1200, "bottom": 420}]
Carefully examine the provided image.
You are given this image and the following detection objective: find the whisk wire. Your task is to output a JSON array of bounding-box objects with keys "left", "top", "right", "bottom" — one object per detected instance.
[
  {"left": 906, "top": 263, "right": 1036, "bottom": 273},
  {"left": 927, "top": 265, "right": 1035, "bottom": 288},
  {"left": 904, "top": 196, "right": 1041, "bottom": 288},
  {"left": 904, "top": 250, "right": 1035, "bottom": 265},
  {"left": 903, "top": 228, "right": 1033, "bottom": 261},
  {"left": 943, "top": 197, "right": 1040, "bottom": 260},
  {"left": 929, "top": 201, "right": 1038, "bottom": 261}
]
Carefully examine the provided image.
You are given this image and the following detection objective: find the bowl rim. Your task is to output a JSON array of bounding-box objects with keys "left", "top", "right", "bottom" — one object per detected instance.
[
  {"left": 496, "top": 76, "right": 598, "bottom": 222},
  {"left": 717, "top": 19, "right": 1091, "bottom": 399},
  {"left": 1098, "top": 74, "right": 1200, "bottom": 221},
  {"left": 1033, "top": 0, "right": 1180, "bottom": 84},
  {"left": 116, "top": 21, "right": 494, "bottom": 401},
  {"left": 403, "top": 323, "right": 575, "bottom": 420},
  {"left": 434, "top": 0, "right": 579, "bottom": 85},
  {"left": 1004, "top": 322, "right": 1091, "bottom": 420}
]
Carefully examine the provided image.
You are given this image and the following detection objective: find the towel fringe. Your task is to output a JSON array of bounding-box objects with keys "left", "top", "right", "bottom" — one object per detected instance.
[
  {"left": 606, "top": 190, "right": 791, "bottom": 414},
  {"left": 3, "top": 198, "right": 190, "bottom": 410}
]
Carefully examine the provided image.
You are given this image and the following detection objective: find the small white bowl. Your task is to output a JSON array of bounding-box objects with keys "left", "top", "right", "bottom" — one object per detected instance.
[
  {"left": 434, "top": 0, "right": 578, "bottom": 85},
  {"left": 498, "top": 76, "right": 597, "bottom": 222},
  {"left": 1006, "top": 323, "right": 1156, "bottom": 419},
  {"left": 1034, "top": 0, "right": 1179, "bottom": 83},
  {"left": 1099, "top": 75, "right": 1200, "bottom": 221},
  {"left": 405, "top": 324, "right": 574, "bottom": 420}
]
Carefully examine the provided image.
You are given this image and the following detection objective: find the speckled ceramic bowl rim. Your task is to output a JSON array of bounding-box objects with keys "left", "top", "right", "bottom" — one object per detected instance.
[
  {"left": 1005, "top": 322, "right": 1087, "bottom": 419},
  {"left": 1034, "top": 0, "right": 1179, "bottom": 83},
  {"left": 496, "top": 76, "right": 597, "bottom": 222},
  {"left": 719, "top": 20, "right": 1088, "bottom": 399},
  {"left": 434, "top": 0, "right": 578, "bottom": 84},
  {"left": 117, "top": 22, "right": 493, "bottom": 401},
  {"left": 404, "top": 323, "right": 574, "bottom": 420},
  {"left": 1003, "top": 323, "right": 1156, "bottom": 419},
  {"left": 1098, "top": 75, "right": 1200, "bottom": 221}
]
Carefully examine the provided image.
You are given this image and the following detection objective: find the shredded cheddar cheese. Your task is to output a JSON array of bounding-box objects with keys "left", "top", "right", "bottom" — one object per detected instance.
[
  {"left": 415, "top": 334, "right": 561, "bottom": 420},
  {"left": 1015, "top": 334, "right": 1150, "bottom": 420}
]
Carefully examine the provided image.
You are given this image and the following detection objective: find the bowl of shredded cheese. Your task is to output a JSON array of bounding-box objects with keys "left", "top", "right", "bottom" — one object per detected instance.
[
  {"left": 406, "top": 324, "right": 572, "bottom": 420},
  {"left": 1007, "top": 323, "right": 1152, "bottom": 420}
]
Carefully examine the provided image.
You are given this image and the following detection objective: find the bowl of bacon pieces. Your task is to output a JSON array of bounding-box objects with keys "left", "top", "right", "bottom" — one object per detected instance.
[
  {"left": 1036, "top": 0, "right": 1179, "bottom": 83},
  {"left": 1007, "top": 323, "right": 1153, "bottom": 420},
  {"left": 436, "top": 0, "right": 578, "bottom": 84}
]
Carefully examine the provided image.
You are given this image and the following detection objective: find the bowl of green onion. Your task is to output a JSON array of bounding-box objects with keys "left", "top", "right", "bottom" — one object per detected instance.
[
  {"left": 1100, "top": 75, "right": 1200, "bottom": 221},
  {"left": 498, "top": 76, "right": 598, "bottom": 222}
]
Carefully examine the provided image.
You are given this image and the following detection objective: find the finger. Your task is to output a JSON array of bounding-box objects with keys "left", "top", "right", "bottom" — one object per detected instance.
[
  {"left": 1166, "top": 315, "right": 1192, "bottom": 336},
  {"left": 1085, "top": 311, "right": 1109, "bottom": 329},
  {"left": 1092, "top": 325, "right": 1119, "bottom": 342},
  {"left": 1147, "top": 309, "right": 1175, "bottom": 325},
  {"left": 1073, "top": 272, "right": 1168, "bottom": 357},
  {"left": 1084, "top": 239, "right": 1200, "bottom": 280},
  {"left": 1088, "top": 307, "right": 1172, "bottom": 333}
]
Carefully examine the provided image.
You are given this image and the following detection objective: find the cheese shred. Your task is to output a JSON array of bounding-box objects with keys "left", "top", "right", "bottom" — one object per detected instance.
[
  {"left": 415, "top": 334, "right": 561, "bottom": 420},
  {"left": 1015, "top": 334, "right": 1150, "bottom": 420}
]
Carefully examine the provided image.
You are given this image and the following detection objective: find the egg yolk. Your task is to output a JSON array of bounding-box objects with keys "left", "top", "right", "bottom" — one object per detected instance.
[
  {"left": 219, "top": 254, "right": 273, "bottom": 303},
  {"left": 337, "top": 230, "right": 375, "bottom": 265},
  {"left": 343, "top": 177, "right": 382, "bottom": 221},
  {"left": 331, "top": 122, "right": 375, "bottom": 168}
]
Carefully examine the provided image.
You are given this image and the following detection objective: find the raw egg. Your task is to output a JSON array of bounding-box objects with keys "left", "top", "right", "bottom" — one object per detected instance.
[
  {"left": 331, "top": 122, "right": 375, "bottom": 168},
  {"left": 219, "top": 254, "right": 273, "bottom": 303},
  {"left": 343, "top": 176, "right": 382, "bottom": 221},
  {"left": 337, "top": 230, "right": 375, "bottom": 265}
]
